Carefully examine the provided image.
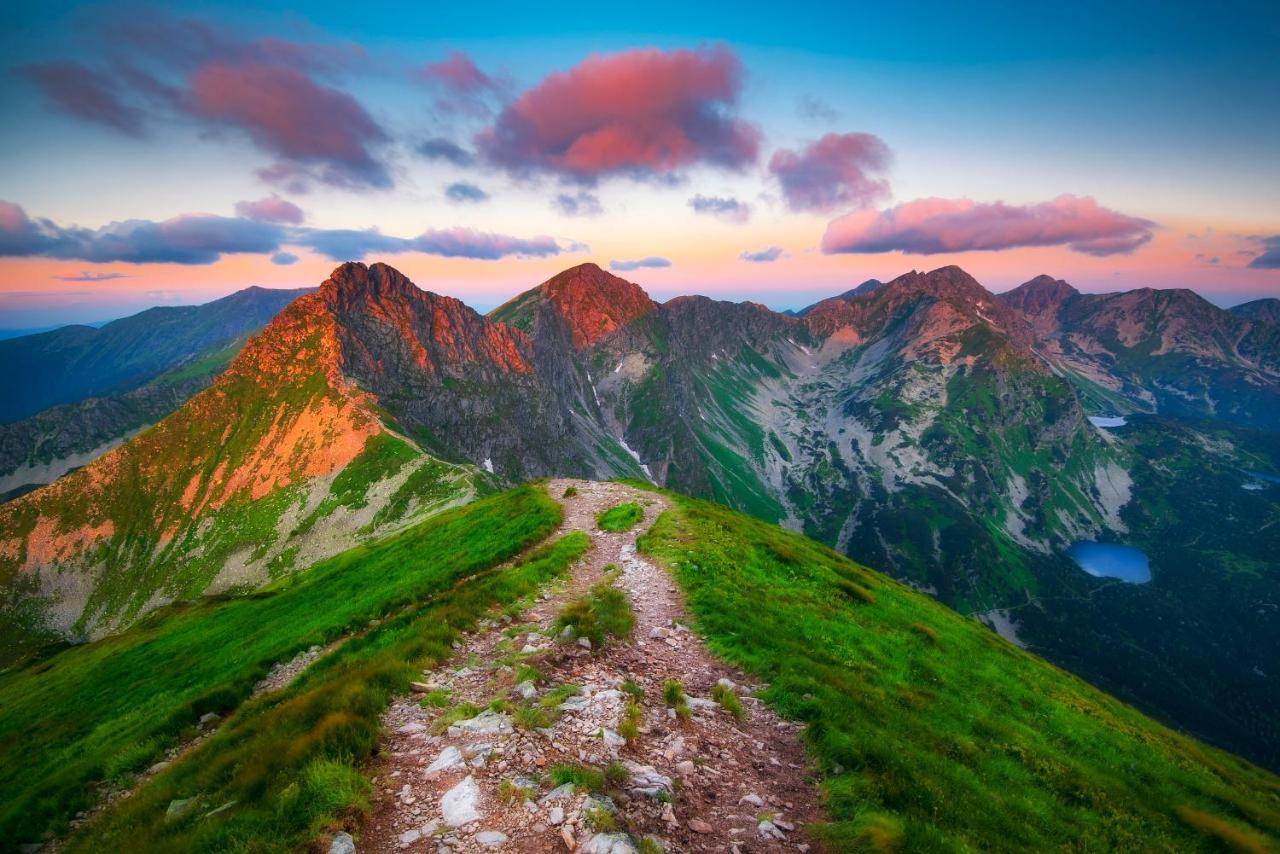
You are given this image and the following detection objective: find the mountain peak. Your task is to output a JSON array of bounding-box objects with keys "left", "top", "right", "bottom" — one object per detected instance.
[
  {"left": 999, "top": 274, "right": 1079, "bottom": 319},
  {"left": 537, "top": 263, "right": 658, "bottom": 348},
  {"left": 320, "top": 261, "right": 423, "bottom": 306}
]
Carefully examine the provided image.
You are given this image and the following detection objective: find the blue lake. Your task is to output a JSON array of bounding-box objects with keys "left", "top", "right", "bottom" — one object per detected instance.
[
  {"left": 1247, "top": 470, "right": 1280, "bottom": 484},
  {"left": 1087, "top": 415, "right": 1128, "bottom": 428},
  {"left": 1066, "top": 542, "right": 1151, "bottom": 584}
]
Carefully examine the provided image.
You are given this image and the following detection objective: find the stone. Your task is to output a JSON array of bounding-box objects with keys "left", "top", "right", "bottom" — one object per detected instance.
[
  {"left": 329, "top": 831, "right": 356, "bottom": 854},
  {"left": 475, "top": 830, "right": 508, "bottom": 847},
  {"left": 675, "top": 760, "right": 696, "bottom": 777},
  {"left": 600, "top": 729, "right": 626, "bottom": 748},
  {"left": 398, "top": 722, "right": 426, "bottom": 735},
  {"left": 758, "top": 820, "right": 785, "bottom": 840},
  {"left": 426, "top": 745, "right": 465, "bottom": 775},
  {"left": 622, "top": 762, "right": 672, "bottom": 798},
  {"left": 410, "top": 681, "right": 434, "bottom": 693},
  {"left": 198, "top": 712, "right": 220, "bottom": 727},
  {"left": 521, "top": 644, "right": 540, "bottom": 654},
  {"left": 739, "top": 793, "right": 764, "bottom": 808},
  {"left": 580, "top": 832, "right": 638, "bottom": 853},
  {"left": 717, "top": 678, "right": 737, "bottom": 691},
  {"left": 688, "top": 818, "right": 714, "bottom": 834},
  {"left": 165, "top": 798, "right": 196, "bottom": 821},
  {"left": 540, "top": 783, "right": 576, "bottom": 803},
  {"left": 686, "top": 697, "right": 718, "bottom": 711},
  {"left": 147, "top": 760, "right": 171, "bottom": 775},
  {"left": 559, "top": 625, "right": 575, "bottom": 639},
  {"left": 560, "top": 827, "right": 577, "bottom": 850},
  {"left": 447, "top": 710, "right": 513, "bottom": 737},
  {"left": 398, "top": 828, "right": 422, "bottom": 845},
  {"left": 516, "top": 680, "right": 538, "bottom": 700},
  {"left": 440, "top": 776, "right": 482, "bottom": 827},
  {"left": 577, "top": 637, "right": 593, "bottom": 650},
  {"left": 549, "top": 806, "right": 565, "bottom": 825}
]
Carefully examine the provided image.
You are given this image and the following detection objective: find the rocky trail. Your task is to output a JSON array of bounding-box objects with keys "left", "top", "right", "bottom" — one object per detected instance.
[{"left": 352, "top": 479, "right": 821, "bottom": 853}]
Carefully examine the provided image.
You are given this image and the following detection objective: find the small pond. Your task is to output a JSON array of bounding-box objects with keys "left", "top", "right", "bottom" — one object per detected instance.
[{"left": 1066, "top": 541, "right": 1151, "bottom": 584}]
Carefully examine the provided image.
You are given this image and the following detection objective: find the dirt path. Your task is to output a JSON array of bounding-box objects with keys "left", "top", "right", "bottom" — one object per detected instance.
[{"left": 354, "top": 479, "right": 820, "bottom": 853}]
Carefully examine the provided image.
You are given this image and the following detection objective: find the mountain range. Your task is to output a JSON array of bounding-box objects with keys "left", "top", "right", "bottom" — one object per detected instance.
[{"left": 2, "top": 260, "right": 1277, "bottom": 774}]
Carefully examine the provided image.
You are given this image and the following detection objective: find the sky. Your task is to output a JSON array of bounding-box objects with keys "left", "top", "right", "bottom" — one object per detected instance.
[{"left": 1, "top": 0, "right": 1278, "bottom": 327}]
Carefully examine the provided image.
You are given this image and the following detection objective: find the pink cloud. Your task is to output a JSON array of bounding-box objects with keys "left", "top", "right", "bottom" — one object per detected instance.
[
  {"left": 417, "top": 51, "right": 507, "bottom": 116},
  {"left": 822, "top": 195, "right": 1156, "bottom": 257},
  {"left": 189, "top": 62, "right": 391, "bottom": 189},
  {"left": 234, "top": 194, "right": 305, "bottom": 224},
  {"left": 477, "top": 45, "right": 760, "bottom": 184},
  {"left": 769, "top": 133, "right": 891, "bottom": 213}
]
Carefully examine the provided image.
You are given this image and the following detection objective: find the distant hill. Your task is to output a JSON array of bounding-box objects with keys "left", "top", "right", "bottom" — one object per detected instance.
[{"left": 0, "top": 286, "right": 312, "bottom": 424}]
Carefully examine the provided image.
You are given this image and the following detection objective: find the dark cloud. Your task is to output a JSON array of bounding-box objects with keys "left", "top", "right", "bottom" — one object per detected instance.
[
  {"left": 769, "top": 132, "right": 891, "bottom": 213},
  {"left": 235, "top": 194, "right": 305, "bottom": 224},
  {"left": 610, "top": 256, "right": 671, "bottom": 271},
  {"left": 1248, "top": 236, "right": 1280, "bottom": 269},
  {"left": 270, "top": 251, "right": 299, "bottom": 265},
  {"left": 18, "top": 11, "right": 390, "bottom": 191},
  {"left": 50, "top": 270, "right": 129, "bottom": 281},
  {"left": 0, "top": 200, "right": 575, "bottom": 265},
  {"left": 416, "top": 137, "right": 476, "bottom": 167},
  {"left": 0, "top": 201, "right": 283, "bottom": 264},
  {"left": 552, "top": 191, "right": 604, "bottom": 217},
  {"left": 688, "top": 194, "right": 750, "bottom": 223},
  {"left": 739, "top": 246, "right": 784, "bottom": 263},
  {"left": 477, "top": 46, "right": 759, "bottom": 185},
  {"left": 822, "top": 195, "right": 1156, "bottom": 257},
  {"left": 16, "top": 62, "right": 146, "bottom": 136},
  {"left": 444, "top": 182, "right": 489, "bottom": 203}
]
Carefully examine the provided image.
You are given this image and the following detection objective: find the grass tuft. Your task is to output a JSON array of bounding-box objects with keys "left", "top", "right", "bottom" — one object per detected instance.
[
  {"left": 710, "top": 683, "right": 744, "bottom": 721},
  {"left": 597, "top": 502, "right": 644, "bottom": 532}
]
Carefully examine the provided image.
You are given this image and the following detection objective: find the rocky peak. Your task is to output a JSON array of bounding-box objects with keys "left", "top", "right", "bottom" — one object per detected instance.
[
  {"left": 1001, "top": 275, "right": 1079, "bottom": 313},
  {"left": 538, "top": 263, "right": 658, "bottom": 348},
  {"left": 1231, "top": 297, "right": 1280, "bottom": 326}
]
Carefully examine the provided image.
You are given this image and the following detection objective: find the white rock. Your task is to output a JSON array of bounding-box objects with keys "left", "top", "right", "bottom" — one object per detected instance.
[
  {"left": 398, "top": 828, "right": 421, "bottom": 845},
  {"left": 600, "top": 729, "right": 626, "bottom": 748},
  {"left": 548, "top": 806, "right": 565, "bottom": 825},
  {"left": 577, "top": 637, "right": 593, "bottom": 649},
  {"left": 580, "top": 833, "right": 638, "bottom": 853},
  {"left": 540, "top": 783, "right": 576, "bottom": 804},
  {"left": 622, "top": 761, "right": 672, "bottom": 798},
  {"left": 475, "top": 830, "right": 508, "bottom": 848},
  {"left": 739, "top": 793, "right": 764, "bottom": 808},
  {"left": 516, "top": 680, "right": 538, "bottom": 700},
  {"left": 440, "top": 776, "right": 482, "bottom": 827},
  {"left": 521, "top": 644, "right": 540, "bottom": 654},
  {"left": 717, "top": 678, "right": 737, "bottom": 691},
  {"left": 426, "top": 745, "right": 465, "bottom": 775},
  {"left": 329, "top": 831, "right": 356, "bottom": 854},
  {"left": 758, "top": 820, "right": 785, "bottom": 840},
  {"left": 447, "top": 710, "right": 513, "bottom": 737},
  {"left": 397, "top": 722, "right": 426, "bottom": 735}
]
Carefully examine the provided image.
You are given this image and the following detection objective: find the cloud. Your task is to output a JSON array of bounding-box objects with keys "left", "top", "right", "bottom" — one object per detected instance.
[
  {"left": 796, "top": 95, "right": 838, "bottom": 123},
  {"left": 16, "top": 62, "right": 146, "bottom": 136},
  {"left": 270, "top": 251, "right": 299, "bottom": 265},
  {"left": 189, "top": 62, "right": 391, "bottom": 190},
  {"left": 0, "top": 201, "right": 284, "bottom": 264},
  {"left": 688, "top": 194, "right": 750, "bottom": 223},
  {"left": 1248, "top": 236, "right": 1280, "bottom": 269},
  {"left": 50, "top": 270, "right": 129, "bottom": 281},
  {"left": 477, "top": 45, "right": 759, "bottom": 184},
  {"left": 417, "top": 51, "right": 507, "bottom": 116},
  {"left": 18, "top": 11, "right": 389, "bottom": 191},
  {"left": 235, "top": 194, "right": 305, "bottom": 223},
  {"left": 769, "top": 133, "right": 891, "bottom": 213},
  {"left": 610, "top": 256, "right": 671, "bottom": 271},
  {"left": 416, "top": 137, "right": 475, "bottom": 166},
  {"left": 0, "top": 201, "right": 576, "bottom": 265},
  {"left": 444, "top": 182, "right": 489, "bottom": 203},
  {"left": 739, "top": 246, "right": 784, "bottom": 263},
  {"left": 552, "top": 191, "right": 604, "bottom": 217},
  {"left": 822, "top": 195, "right": 1157, "bottom": 257}
]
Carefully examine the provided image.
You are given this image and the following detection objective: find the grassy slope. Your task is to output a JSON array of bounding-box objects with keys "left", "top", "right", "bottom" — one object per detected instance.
[
  {"left": 636, "top": 488, "right": 1280, "bottom": 852},
  {"left": 0, "top": 485, "right": 565, "bottom": 847}
]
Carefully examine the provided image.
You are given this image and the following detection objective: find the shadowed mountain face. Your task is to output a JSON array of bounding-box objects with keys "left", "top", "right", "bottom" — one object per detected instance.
[
  {"left": 3, "top": 260, "right": 1278, "bottom": 769},
  {"left": 999, "top": 276, "right": 1280, "bottom": 427},
  {"left": 0, "top": 286, "right": 313, "bottom": 424}
]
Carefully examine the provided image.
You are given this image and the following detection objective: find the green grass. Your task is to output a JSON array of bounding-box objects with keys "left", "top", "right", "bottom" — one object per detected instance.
[
  {"left": 0, "top": 484, "right": 565, "bottom": 848},
  {"left": 636, "top": 487, "right": 1280, "bottom": 853},
  {"left": 710, "top": 683, "right": 744, "bottom": 721},
  {"left": 74, "top": 528, "right": 589, "bottom": 852},
  {"left": 596, "top": 501, "right": 644, "bottom": 532},
  {"left": 552, "top": 579, "right": 635, "bottom": 648}
]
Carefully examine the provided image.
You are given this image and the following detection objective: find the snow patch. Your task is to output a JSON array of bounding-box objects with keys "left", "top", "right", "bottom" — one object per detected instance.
[{"left": 482, "top": 458, "right": 494, "bottom": 474}]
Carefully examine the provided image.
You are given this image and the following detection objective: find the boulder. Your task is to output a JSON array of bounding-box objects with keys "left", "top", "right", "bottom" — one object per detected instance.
[
  {"left": 441, "top": 775, "right": 482, "bottom": 827},
  {"left": 426, "top": 745, "right": 465, "bottom": 775},
  {"left": 329, "top": 831, "right": 356, "bottom": 854}
]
